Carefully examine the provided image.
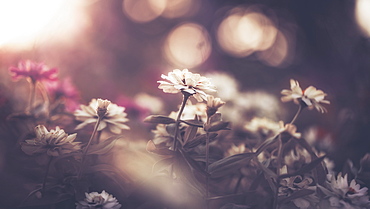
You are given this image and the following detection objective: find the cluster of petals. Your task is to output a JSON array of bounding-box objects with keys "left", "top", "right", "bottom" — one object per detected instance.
[
  {"left": 45, "top": 77, "right": 80, "bottom": 111},
  {"left": 323, "top": 173, "right": 370, "bottom": 208},
  {"left": 74, "top": 98, "right": 130, "bottom": 134},
  {"left": 157, "top": 69, "right": 216, "bottom": 102},
  {"left": 76, "top": 190, "right": 121, "bottom": 209},
  {"left": 21, "top": 125, "right": 81, "bottom": 157},
  {"left": 281, "top": 79, "right": 330, "bottom": 113},
  {"left": 9, "top": 60, "right": 58, "bottom": 83},
  {"left": 206, "top": 95, "right": 225, "bottom": 117}
]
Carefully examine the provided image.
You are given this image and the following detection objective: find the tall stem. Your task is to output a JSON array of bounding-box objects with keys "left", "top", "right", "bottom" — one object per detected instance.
[
  {"left": 42, "top": 156, "right": 53, "bottom": 193},
  {"left": 172, "top": 94, "right": 190, "bottom": 152},
  {"left": 28, "top": 80, "right": 37, "bottom": 113},
  {"left": 290, "top": 104, "right": 302, "bottom": 124},
  {"left": 78, "top": 117, "right": 102, "bottom": 179}
]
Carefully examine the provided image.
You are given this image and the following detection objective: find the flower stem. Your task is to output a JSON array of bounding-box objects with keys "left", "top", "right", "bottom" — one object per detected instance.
[
  {"left": 78, "top": 117, "right": 102, "bottom": 179},
  {"left": 28, "top": 80, "right": 37, "bottom": 113},
  {"left": 170, "top": 94, "right": 190, "bottom": 179},
  {"left": 42, "top": 156, "right": 53, "bottom": 194},
  {"left": 290, "top": 104, "right": 302, "bottom": 124}
]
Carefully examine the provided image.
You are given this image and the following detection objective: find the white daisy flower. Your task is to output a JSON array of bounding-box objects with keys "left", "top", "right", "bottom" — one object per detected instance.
[
  {"left": 157, "top": 69, "right": 216, "bottom": 102},
  {"left": 75, "top": 98, "right": 130, "bottom": 134},
  {"left": 281, "top": 79, "right": 330, "bottom": 113},
  {"left": 21, "top": 125, "right": 81, "bottom": 157},
  {"left": 76, "top": 190, "right": 121, "bottom": 209}
]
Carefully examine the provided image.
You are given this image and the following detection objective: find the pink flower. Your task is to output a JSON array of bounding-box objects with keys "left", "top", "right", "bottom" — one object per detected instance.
[
  {"left": 9, "top": 60, "right": 58, "bottom": 83},
  {"left": 45, "top": 77, "right": 80, "bottom": 112}
]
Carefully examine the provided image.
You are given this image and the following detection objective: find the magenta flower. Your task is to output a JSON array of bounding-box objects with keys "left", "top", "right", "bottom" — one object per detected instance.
[
  {"left": 9, "top": 60, "right": 58, "bottom": 83},
  {"left": 45, "top": 77, "right": 81, "bottom": 111}
]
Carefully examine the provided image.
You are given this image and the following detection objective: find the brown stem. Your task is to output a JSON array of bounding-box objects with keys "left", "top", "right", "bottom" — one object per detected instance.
[{"left": 42, "top": 156, "right": 53, "bottom": 194}]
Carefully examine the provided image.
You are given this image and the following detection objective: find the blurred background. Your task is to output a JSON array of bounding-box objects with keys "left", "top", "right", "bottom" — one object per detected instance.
[{"left": 0, "top": 0, "right": 370, "bottom": 172}]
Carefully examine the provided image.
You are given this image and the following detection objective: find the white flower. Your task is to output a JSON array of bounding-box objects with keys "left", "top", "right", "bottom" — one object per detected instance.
[
  {"left": 21, "top": 125, "right": 81, "bottom": 157},
  {"left": 206, "top": 95, "right": 225, "bottom": 116},
  {"left": 324, "top": 173, "right": 370, "bottom": 208},
  {"left": 97, "top": 98, "right": 111, "bottom": 118},
  {"left": 244, "top": 117, "right": 281, "bottom": 138},
  {"left": 76, "top": 190, "right": 121, "bottom": 209},
  {"left": 75, "top": 99, "right": 130, "bottom": 134},
  {"left": 157, "top": 69, "right": 216, "bottom": 102},
  {"left": 281, "top": 79, "right": 330, "bottom": 113}
]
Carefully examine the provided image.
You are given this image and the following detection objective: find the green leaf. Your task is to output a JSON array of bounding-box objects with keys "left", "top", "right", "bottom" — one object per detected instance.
[
  {"left": 183, "top": 125, "right": 198, "bottom": 145},
  {"left": 278, "top": 155, "right": 326, "bottom": 180},
  {"left": 209, "top": 153, "right": 255, "bottom": 178},
  {"left": 143, "top": 115, "right": 176, "bottom": 124},
  {"left": 278, "top": 189, "right": 315, "bottom": 204},
  {"left": 183, "top": 133, "right": 218, "bottom": 149},
  {"left": 180, "top": 119, "right": 204, "bottom": 127},
  {"left": 152, "top": 157, "right": 174, "bottom": 174},
  {"left": 87, "top": 135, "right": 122, "bottom": 155},
  {"left": 205, "top": 121, "right": 230, "bottom": 132}
]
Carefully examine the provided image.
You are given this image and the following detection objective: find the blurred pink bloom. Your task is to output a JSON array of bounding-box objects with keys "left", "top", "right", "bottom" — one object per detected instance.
[
  {"left": 45, "top": 77, "right": 81, "bottom": 112},
  {"left": 9, "top": 60, "right": 58, "bottom": 83}
]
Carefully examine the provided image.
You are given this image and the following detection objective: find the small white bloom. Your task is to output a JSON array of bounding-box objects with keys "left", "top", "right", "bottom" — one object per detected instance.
[
  {"left": 206, "top": 95, "right": 225, "bottom": 117},
  {"left": 75, "top": 99, "right": 130, "bottom": 134},
  {"left": 157, "top": 69, "right": 216, "bottom": 102},
  {"left": 97, "top": 98, "right": 111, "bottom": 118},
  {"left": 281, "top": 79, "right": 330, "bottom": 113},
  {"left": 21, "top": 125, "right": 81, "bottom": 157},
  {"left": 76, "top": 190, "right": 121, "bottom": 209},
  {"left": 244, "top": 117, "right": 281, "bottom": 138}
]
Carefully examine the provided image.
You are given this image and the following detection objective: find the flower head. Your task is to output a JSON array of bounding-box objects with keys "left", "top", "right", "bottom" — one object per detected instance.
[
  {"left": 206, "top": 95, "right": 225, "bottom": 117},
  {"left": 324, "top": 173, "right": 370, "bottom": 208},
  {"left": 279, "top": 121, "right": 302, "bottom": 139},
  {"left": 74, "top": 99, "right": 129, "bottom": 134},
  {"left": 9, "top": 60, "right": 58, "bottom": 83},
  {"left": 45, "top": 77, "right": 80, "bottom": 112},
  {"left": 157, "top": 69, "right": 216, "bottom": 102},
  {"left": 281, "top": 79, "right": 330, "bottom": 113},
  {"left": 76, "top": 190, "right": 121, "bottom": 209},
  {"left": 21, "top": 125, "right": 81, "bottom": 157}
]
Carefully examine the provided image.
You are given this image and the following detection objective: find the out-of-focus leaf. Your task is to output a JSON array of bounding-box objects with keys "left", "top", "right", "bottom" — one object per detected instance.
[
  {"left": 209, "top": 153, "right": 255, "bottom": 178},
  {"left": 205, "top": 121, "right": 230, "bottom": 132},
  {"left": 179, "top": 149, "right": 208, "bottom": 176},
  {"left": 7, "top": 112, "right": 34, "bottom": 121},
  {"left": 209, "top": 113, "right": 222, "bottom": 124},
  {"left": 152, "top": 157, "right": 174, "bottom": 174},
  {"left": 255, "top": 135, "right": 278, "bottom": 155},
  {"left": 183, "top": 133, "right": 218, "bottom": 149},
  {"left": 174, "top": 151, "right": 206, "bottom": 195},
  {"left": 278, "top": 189, "right": 315, "bottom": 204},
  {"left": 146, "top": 140, "right": 175, "bottom": 156},
  {"left": 183, "top": 125, "right": 198, "bottom": 145},
  {"left": 143, "top": 115, "right": 176, "bottom": 124},
  {"left": 296, "top": 138, "right": 327, "bottom": 184},
  {"left": 278, "top": 155, "right": 326, "bottom": 180},
  {"left": 220, "top": 203, "right": 250, "bottom": 209},
  {"left": 87, "top": 135, "right": 122, "bottom": 155},
  {"left": 180, "top": 119, "right": 204, "bottom": 127}
]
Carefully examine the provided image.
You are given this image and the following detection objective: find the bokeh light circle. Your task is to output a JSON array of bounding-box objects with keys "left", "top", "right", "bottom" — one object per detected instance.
[{"left": 163, "top": 22, "right": 211, "bottom": 68}]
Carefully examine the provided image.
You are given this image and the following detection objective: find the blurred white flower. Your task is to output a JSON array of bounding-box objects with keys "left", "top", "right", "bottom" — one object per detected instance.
[
  {"left": 206, "top": 95, "right": 225, "bottom": 117},
  {"left": 76, "top": 190, "right": 121, "bottom": 209},
  {"left": 21, "top": 125, "right": 81, "bottom": 157},
  {"left": 244, "top": 117, "right": 281, "bottom": 138},
  {"left": 325, "top": 173, "right": 370, "bottom": 208},
  {"left": 157, "top": 69, "right": 216, "bottom": 102},
  {"left": 279, "top": 121, "right": 301, "bottom": 138},
  {"left": 281, "top": 79, "right": 330, "bottom": 113},
  {"left": 206, "top": 72, "right": 239, "bottom": 101},
  {"left": 75, "top": 98, "right": 130, "bottom": 134}
]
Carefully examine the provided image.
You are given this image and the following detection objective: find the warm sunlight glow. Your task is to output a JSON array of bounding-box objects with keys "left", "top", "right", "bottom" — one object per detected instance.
[
  {"left": 216, "top": 7, "right": 277, "bottom": 57},
  {"left": 0, "top": 0, "right": 87, "bottom": 49},
  {"left": 355, "top": 0, "right": 370, "bottom": 37},
  {"left": 163, "top": 22, "right": 211, "bottom": 68},
  {"left": 122, "top": 0, "right": 166, "bottom": 23}
]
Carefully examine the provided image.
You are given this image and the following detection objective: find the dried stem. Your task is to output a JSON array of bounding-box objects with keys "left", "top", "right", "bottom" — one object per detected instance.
[{"left": 290, "top": 104, "right": 302, "bottom": 125}]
